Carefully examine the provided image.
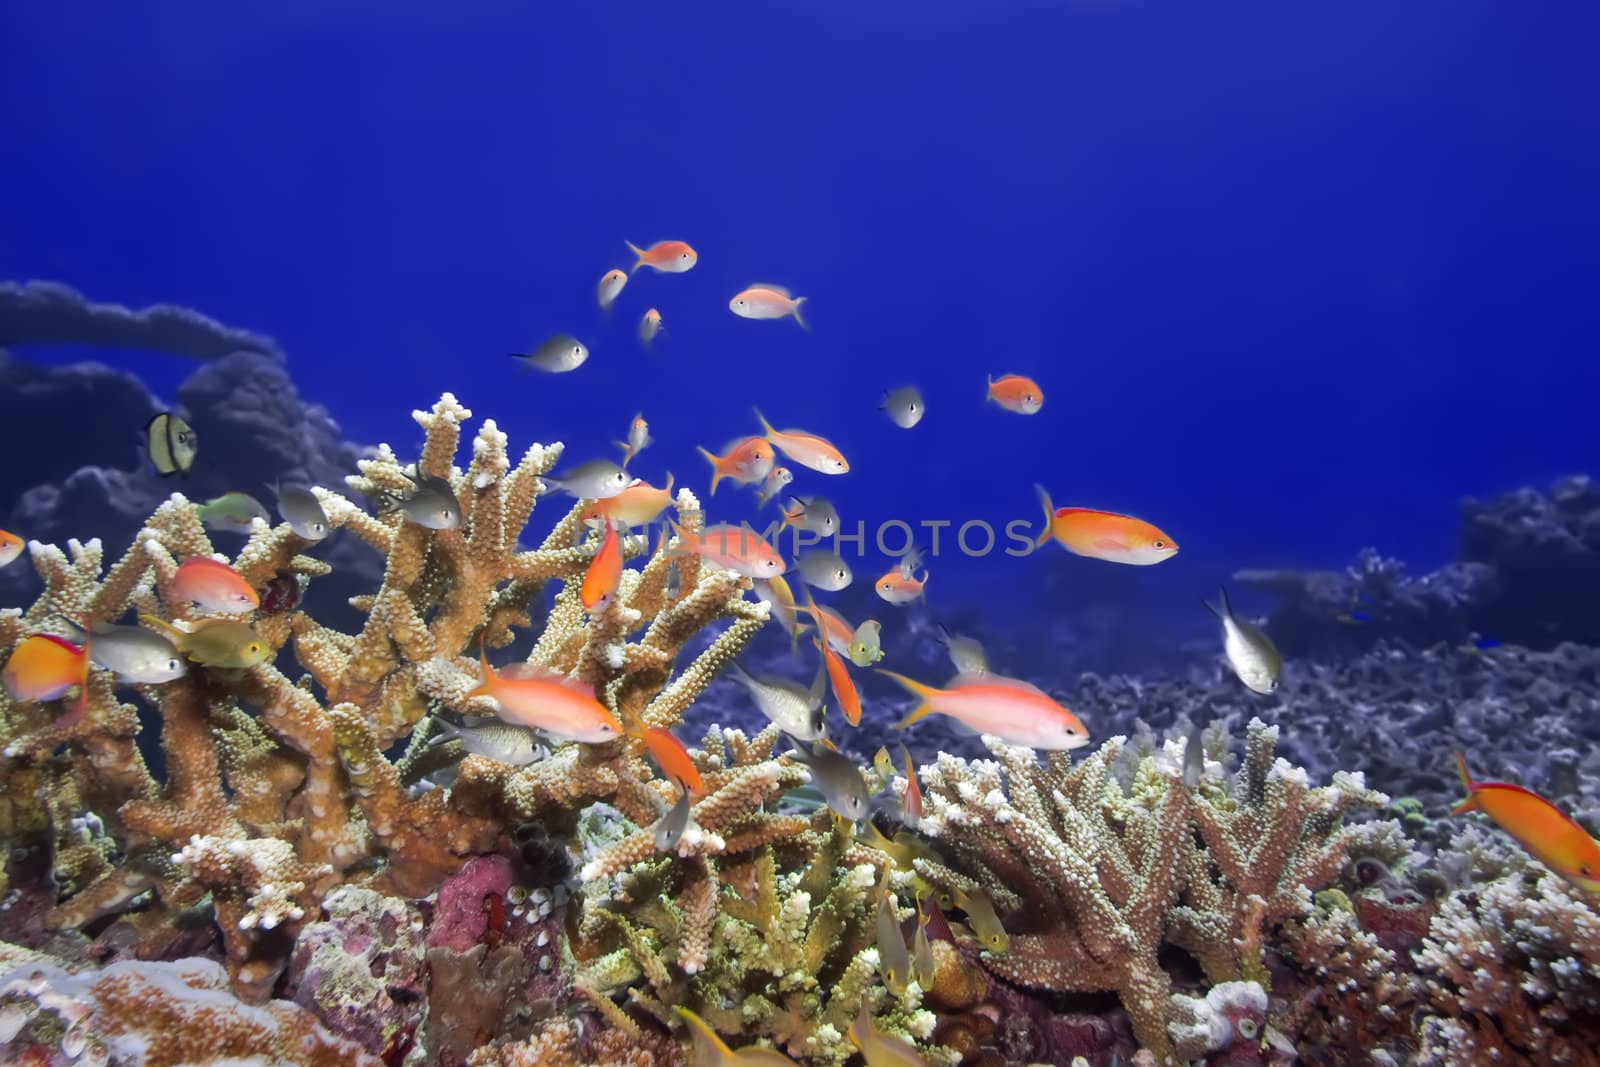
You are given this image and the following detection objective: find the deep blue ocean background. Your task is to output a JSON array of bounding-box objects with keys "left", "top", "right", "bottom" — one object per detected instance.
[{"left": 4, "top": 0, "right": 1598, "bottom": 660}]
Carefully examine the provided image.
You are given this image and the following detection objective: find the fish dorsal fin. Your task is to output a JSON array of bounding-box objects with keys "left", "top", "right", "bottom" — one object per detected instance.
[{"left": 748, "top": 283, "right": 792, "bottom": 298}]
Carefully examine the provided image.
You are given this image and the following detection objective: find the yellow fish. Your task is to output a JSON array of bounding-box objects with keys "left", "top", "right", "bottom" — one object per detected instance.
[
  {"left": 140, "top": 615, "right": 270, "bottom": 669},
  {"left": 675, "top": 1006, "right": 800, "bottom": 1067}
]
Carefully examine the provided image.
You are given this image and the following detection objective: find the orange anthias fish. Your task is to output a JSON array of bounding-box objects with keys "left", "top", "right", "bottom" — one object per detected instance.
[
  {"left": 986, "top": 373, "right": 1044, "bottom": 415},
  {"left": 697, "top": 437, "right": 776, "bottom": 495},
  {"left": 0, "top": 528, "right": 23, "bottom": 568},
  {"left": 172, "top": 556, "right": 260, "bottom": 613},
  {"left": 466, "top": 641, "right": 623, "bottom": 744},
  {"left": 729, "top": 285, "right": 808, "bottom": 329},
  {"left": 597, "top": 268, "right": 628, "bottom": 310},
  {"left": 637, "top": 724, "right": 705, "bottom": 797},
  {"left": 581, "top": 519, "right": 623, "bottom": 611},
  {"left": 875, "top": 550, "right": 928, "bottom": 605},
  {"left": 752, "top": 409, "right": 849, "bottom": 475},
  {"left": 669, "top": 521, "right": 786, "bottom": 579},
  {"left": 794, "top": 598, "right": 853, "bottom": 656},
  {"left": 626, "top": 239, "right": 698, "bottom": 274},
  {"left": 1033, "top": 485, "right": 1178, "bottom": 566},
  {"left": 814, "top": 634, "right": 863, "bottom": 727},
  {"left": 1454, "top": 752, "right": 1600, "bottom": 894},
  {"left": 3, "top": 633, "right": 89, "bottom": 705},
  {"left": 877, "top": 669, "right": 1090, "bottom": 751},
  {"left": 900, "top": 743, "right": 923, "bottom": 823},
  {"left": 581, "top": 475, "right": 675, "bottom": 529}
]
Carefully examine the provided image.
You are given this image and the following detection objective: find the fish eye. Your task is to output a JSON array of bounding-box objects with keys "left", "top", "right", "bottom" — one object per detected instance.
[
  {"left": 168, "top": 659, "right": 181, "bottom": 671},
  {"left": 1153, "top": 540, "right": 1165, "bottom": 549},
  {"left": 1238, "top": 1019, "right": 1259, "bottom": 1040},
  {"left": 248, "top": 643, "right": 262, "bottom": 654}
]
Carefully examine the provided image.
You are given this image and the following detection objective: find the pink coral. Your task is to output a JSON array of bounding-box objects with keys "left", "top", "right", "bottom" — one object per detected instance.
[{"left": 428, "top": 855, "right": 515, "bottom": 954}]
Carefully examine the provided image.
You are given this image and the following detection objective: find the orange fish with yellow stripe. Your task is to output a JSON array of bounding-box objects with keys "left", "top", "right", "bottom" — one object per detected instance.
[{"left": 1453, "top": 751, "right": 1600, "bottom": 893}]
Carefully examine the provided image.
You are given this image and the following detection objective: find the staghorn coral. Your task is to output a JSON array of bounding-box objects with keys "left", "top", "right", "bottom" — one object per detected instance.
[
  {"left": 911, "top": 719, "right": 1392, "bottom": 1064},
  {"left": 571, "top": 724, "right": 946, "bottom": 1066},
  {"left": 0, "top": 391, "right": 772, "bottom": 1011}
]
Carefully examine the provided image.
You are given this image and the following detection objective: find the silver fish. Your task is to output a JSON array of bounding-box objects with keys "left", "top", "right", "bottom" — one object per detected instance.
[
  {"left": 783, "top": 495, "right": 839, "bottom": 537},
  {"left": 876, "top": 871, "right": 912, "bottom": 994},
  {"left": 540, "top": 459, "right": 631, "bottom": 500},
  {"left": 796, "top": 551, "right": 853, "bottom": 592},
  {"left": 937, "top": 625, "right": 989, "bottom": 678},
  {"left": 1205, "top": 587, "right": 1282, "bottom": 695},
  {"left": 880, "top": 385, "right": 925, "bottom": 429},
  {"left": 81, "top": 622, "right": 186, "bottom": 684},
  {"left": 1183, "top": 722, "right": 1205, "bottom": 789},
  {"left": 665, "top": 559, "right": 682, "bottom": 600},
  {"left": 653, "top": 784, "right": 693, "bottom": 852},
  {"left": 432, "top": 718, "right": 546, "bottom": 766},
  {"left": 510, "top": 334, "right": 589, "bottom": 373},
  {"left": 786, "top": 741, "right": 869, "bottom": 821},
  {"left": 729, "top": 661, "right": 827, "bottom": 742},
  {"left": 396, "top": 472, "right": 460, "bottom": 530},
  {"left": 613, "top": 414, "right": 653, "bottom": 467},
  {"left": 276, "top": 485, "right": 330, "bottom": 541},
  {"left": 196, "top": 492, "right": 269, "bottom": 534}
]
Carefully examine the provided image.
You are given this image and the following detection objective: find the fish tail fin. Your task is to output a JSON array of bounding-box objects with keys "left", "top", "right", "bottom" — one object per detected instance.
[
  {"left": 984, "top": 374, "right": 995, "bottom": 404},
  {"left": 877, "top": 669, "right": 940, "bottom": 729},
  {"left": 752, "top": 407, "right": 777, "bottom": 438},
  {"left": 1451, "top": 750, "right": 1481, "bottom": 812},
  {"left": 791, "top": 296, "right": 809, "bottom": 330},
  {"left": 1219, "top": 586, "right": 1234, "bottom": 618},
  {"left": 695, "top": 447, "right": 723, "bottom": 495},
  {"left": 673, "top": 1006, "right": 737, "bottom": 1064},
  {"left": 663, "top": 471, "right": 675, "bottom": 496},
  {"left": 1033, "top": 483, "right": 1056, "bottom": 548},
  {"left": 1202, "top": 589, "right": 1224, "bottom": 620},
  {"left": 664, "top": 519, "right": 692, "bottom": 559},
  {"left": 137, "top": 614, "right": 185, "bottom": 642},
  {"left": 466, "top": 636, "right": 496, "bottom": 701},
  {"left": 625, "top": 240, "right": 646, "bottom": 273}
]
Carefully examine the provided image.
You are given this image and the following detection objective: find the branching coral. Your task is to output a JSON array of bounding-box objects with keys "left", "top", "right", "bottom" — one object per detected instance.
[
  {"left": 911, "top": 719, "right": 1392, "bottom": 1064},
  {"left": 0, "top": 392, "right": 772, "bottom": 1010}
]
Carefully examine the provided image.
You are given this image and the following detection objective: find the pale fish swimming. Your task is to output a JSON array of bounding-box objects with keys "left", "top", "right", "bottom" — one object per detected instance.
[
  {"left": 653, "top": 784, "right": 694, "bottom": 852},
  {"left": 196, "top": 491, "right": 270, "bottom": 534},
  {"left": 275, "top": 485, "right": 330, "bottom": 541},
  {"left": 510, "top": 334, "right": 589, "bottom": 373},
  {"left": 937, "top": 624, "right": 988, "bottom": 677},
  {"left": 540, "top": 459, "right": 631, "bottom": 500},
  {"left": 786, "top": 740, "right": 870, "bottom": 822},
  {"left": 728, "top": 661, "right": 827, "bottom": 742},
  {"left": 795, "top": 550, "right": 852, "bottom": 592},
  {"left": 1205, "top": 586, "right": 1282, "bottom": 694},
  {"left": 432, "top": 717, "right": 546, "bottom": 766},
  {"left": 880, "top": 385, "right": 925, "bottom": 429},
  {"left": 847, "top": 619, "right": 883, "bottom": 667}
]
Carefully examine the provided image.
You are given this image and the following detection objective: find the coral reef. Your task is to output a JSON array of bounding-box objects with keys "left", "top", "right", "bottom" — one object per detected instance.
[{"left": 3, "top": 387, "right": 1600, "bottom": 1065}]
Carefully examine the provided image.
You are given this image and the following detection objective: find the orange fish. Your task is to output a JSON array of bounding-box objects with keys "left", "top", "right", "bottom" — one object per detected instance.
[
  {"left": 753, "top": 409, "right": 849, "bottom": 475},
  {"left": 1032, "top": 486, "right": 1177, "bottom": 566},
  {"left": 730, "top": 285, "right": 808, "bottom": 328},
  {"left": 172, "top": 557, "right": 260, "bottom": 613},
  {"left": 3, "top": 633, "right": 89, "bottom": 704},
  {"left": 581, "top": 475, "right": 675, "bottom": 529},
  {"left": 697, "top": 437, "right": 775, "bottom": 495},
  {"left": 669, "top": 521, "right": 786, "bottom": 579},
  {"left": 639, "top": 308, "right": 664, "bottom": 349},
  {"left": 626, "top": 239, "right": 698, "bottom": 274},
  {"left": 466, "top": 641, "right": 622, "bottom": 744},
  {"left": 1454, "top": 752, "right": 1600, "bottom": 893},
  {"left": 0, "top": 528, "right": 23, "bottom": 568},
  {"left": 814, "top": 634, "right": 863, "bottom": 727},
  {"left": 637, "top": 725, "right": 705, "bottom": 797},
  {"left": 877, "top": 670, "right": 1090, "bottom": 751},
  {"left": 875, "top": 565, "right": 926, "bottom": 605},
  {"left": 986, "top": 374, "right": 1044, "bottom": 415},
  {"left": 900, "top": 743, "right": 923, "bottom": 823},
  {"left": 794, "top": 598, "right": 854, "bottom": 656},
  {"left": 597, "top": 268, "right": 628, "bottom": 310},
  {"left": 581, "top": 519, "right": 623, "bottom": 611}
]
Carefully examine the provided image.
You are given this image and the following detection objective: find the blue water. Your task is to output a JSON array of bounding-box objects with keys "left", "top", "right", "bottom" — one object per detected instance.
[{"left": 4, "top": 0, "right": 1598, "bottom": 640}]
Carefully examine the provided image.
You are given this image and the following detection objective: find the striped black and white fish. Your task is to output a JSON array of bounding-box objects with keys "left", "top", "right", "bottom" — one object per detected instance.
[{"left": 145, "top": 412, "right": 198, "bottom": 477}]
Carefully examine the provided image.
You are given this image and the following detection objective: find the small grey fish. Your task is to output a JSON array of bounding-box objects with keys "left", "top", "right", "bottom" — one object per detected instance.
[
  {"left": 653, "top": 784, "right": 693, "bottom": 852},
  {"left": 509, "top": 334, "right": 589, "bottom": 373},
  {"left": 664, "top": 559, "right": 682, "bottom": 600},
  {"left": 729, "top": 661, "right": 828, "bottom": 742},
  {"left": 613, "top": 413, "right": 653, "bottom": 467},
  {"left": 938, "top": 625, "right": 989, "bottom": 678},
  {"left": 276, "top": 485, "right": 330, "bottom": 541},
  {"left": 786, "top": 740, "right": 870, "bottom": 821},
  {"left": 783, "top": 495, "right": 839, "bottom": 537},
  {"left": 1183, "top": 722, "right": 1205, "bottom": 789},
  {"left": 540, "top": 459, "right": 631, "bottom": 500},
  {"left": 880, "top": 385, "right": 925, "bottom": 429},
  {"left": 395, "top": 472, "right": 460, "bottom": 530},
  {"left": 876, "top": 870, "right": 913, "bottom": 994},
  {"left": 1205, "top": 587, "right": 1282, "bottom": 695},
  {"left": 80, "top": 621, "right": 187, "bottom": 684},
  {"left": 796, "top": 551, "right": 853, "bottom": 592},
  {"left": 145, "top": 412, "right": 197, "bottom": 477},
  {"left": 432, "top": 718, "right": 546, "bottom": 766}
]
